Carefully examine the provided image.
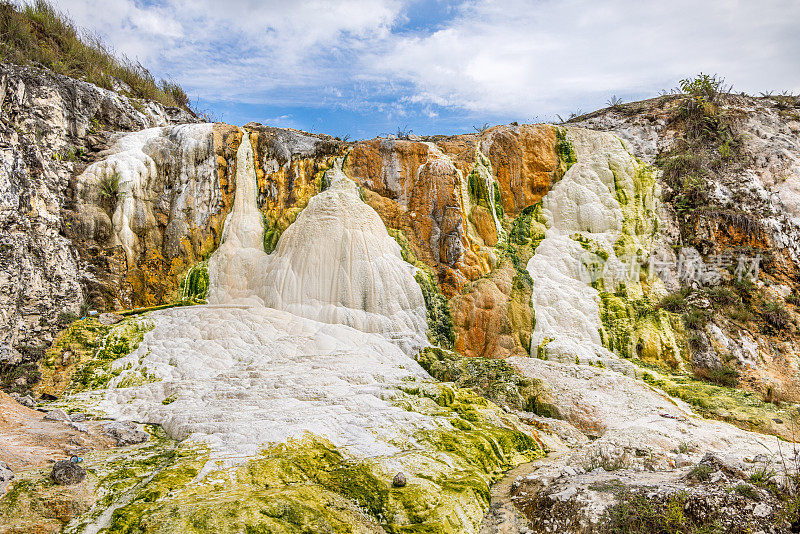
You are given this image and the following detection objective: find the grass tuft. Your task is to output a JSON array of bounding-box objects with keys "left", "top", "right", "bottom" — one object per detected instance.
[{"left": 0, "top": 0, "right": 194, "bottom": 113}]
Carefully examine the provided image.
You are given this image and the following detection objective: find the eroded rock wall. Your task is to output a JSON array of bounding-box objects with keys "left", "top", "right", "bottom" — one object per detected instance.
[{"left": 0, "top": 62, "right": 198, "bottom": 353}]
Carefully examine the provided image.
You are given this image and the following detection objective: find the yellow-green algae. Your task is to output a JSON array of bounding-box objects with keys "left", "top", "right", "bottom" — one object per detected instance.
[
  {"left": 35, "top": 315, "right": 155, "bottom": 401},
  {"left": 0, "top": 426, "right": 179, "bottom": 534},
  {"left": 467, "top": 149, "right": 506, "bottom": 242},
  {"left": 418, "top": 346, "right": 559, "bottom": 418},
  {"left": 640, "top": 366, "right": 800, "bottom": 440},
  {"left": 389, "top": 228, "right": 455, "bottom": 349},
  {"left": 36, "top": 317, "right": 111, "bottom": 397},
  {"left": 68, "top": 315, "right": 155, "bottom": 392},
  {"left": 13, "top": 380, "right": 545, "bottom": 533},
  {"left": 179, "top": 260, "right": 210, "bottom": 302},
  {"left": 553, "top": 127, "right": 577, "bottom": 181},
  {"left": 498, "top": 203, "right": 548, "bottom": 354},
  {"left": 593, "top": 152, "right": 688, "bottom": 368},
  {"left": 597, "top": 282, "right": 687, "bottom": 368}
]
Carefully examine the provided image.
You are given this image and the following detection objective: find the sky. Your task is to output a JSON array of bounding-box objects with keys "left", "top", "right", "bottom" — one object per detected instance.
[{"left": 48, "top": 0, "right": 800, "bottom": 139}]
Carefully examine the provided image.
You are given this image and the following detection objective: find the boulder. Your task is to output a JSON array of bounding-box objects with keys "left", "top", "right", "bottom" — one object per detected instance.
[
  {"left": 102, "top": 421, "right": 149, "bottom": 446},
  {"left": 392, "top": 472, "right": 407, "bottom": 488},
  {"left": 10, "top": 393, "right": 36, "bottom": 408},
  {"left": 43, "top": 409, "right": 69, "bottom": 421},
  {"left": 50, "top": 459, "right": 86, "bottom": 485},
  {"left": 0, "top": 461, "right": 13, "bottom": 493},
  {"left": 0, "top": 343, "right": 22, "bottom": 364},
  {"left": 98, "top": 312, "right": 124, "bottom": 326}
]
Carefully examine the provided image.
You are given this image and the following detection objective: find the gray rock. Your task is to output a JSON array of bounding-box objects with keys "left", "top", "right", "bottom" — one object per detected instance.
[
  {"left": 9, "top": 392, "right": 35, "bottom": 407},
  {"left": 102, "top": 421, "right": 149, "bottom": 446},
  {"left": 99, "top": 312, "right": 124, "bottom": 326},
  {"left": 0, "top": 343, "right": 22, "bottom": 364},
  {"left": 753, "top": 503, "right": 772, "bottom": 518},
  {"left": 709, "top": 471, "right": 726, "bottom": 483},
  {"left": 0, "top": 461, "right": 13, "bottom": 494},
  {"left": 551, "top": 485, "right": 578, "bottom": 502},
  {"left": 70, "top": 412, "right": 87, "bottom": 422},
  {"left": 67, "top": 421, "right": 89, "bottom": 433},
  {"left": 50, "top": 459, "right": 85, "bottom": 485},
  {"left": 44, "top": 409, "right": 69, "bottom": 421},
  {"left": 392, "top": 472, "right": 407, "bottom": 488}
]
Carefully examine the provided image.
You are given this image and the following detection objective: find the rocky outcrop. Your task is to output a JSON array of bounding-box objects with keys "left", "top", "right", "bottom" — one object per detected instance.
[
  {"left": 66, "top": 122, "right": 233, "bottom": 311},
  {"left": 0, "top": 62, "right": 197, "bottom": 353},
  {"left": 574, "top": 94, "right": 800, "bottom": 403},
  {"left": 513, "top": 454, "right": 794, "bottom": 533}
]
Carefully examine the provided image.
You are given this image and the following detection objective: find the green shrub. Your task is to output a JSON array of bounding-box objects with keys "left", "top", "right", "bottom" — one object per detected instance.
[
  {"left": 733, "top": 483, "right": 759, "bottom": 500},
  {"left": 99, "top": 172, "right": 120, "bottom": 202},
  {"left": 749, "top": 468, "right": 777, "bottom": 491},
  {"left": 762, "top": 301, "right": 790, "bottom": 331},
  {"left": 727, "top": 304, "right": 755, "bottom": 323},
  {"left": 679, "top": 73, "right": 726, "bottom": 106},
  {"left": 688, "top": 464, "right": 712, "bottom": 481},
  {"left": 600, "top": 490, "right": 713, "bottom": 533},
  {"left": 694, "top": 364, "right": 739, "bottom": 388},
  {"left": 657, "top": 290, "right": 688, "bottom": 312},
  {"left": 682, "top": 308, "right": 709, "bottom": 330},
  {"left": 732, "top": 275, "right": 757, "bottom": 301},
  {"left": 57, "top": 311, "right": 79, "bottom": 326},
  {"left": 706, "top": 286, "right": 739, "bottom": 306}
]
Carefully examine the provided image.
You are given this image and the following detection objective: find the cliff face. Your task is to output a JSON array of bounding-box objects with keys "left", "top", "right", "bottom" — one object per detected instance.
[
  {"left": 2, "top": 64, "right": 800, "bottom": 533},
  {"left": 574, "top": 95, "right": 800, "bottom": 404},
  {"left": 3, "top": 62, "right": 800, "bottom": 406},
  {"left": 0, "top": 63, "right": 197, "bottom": 354}
]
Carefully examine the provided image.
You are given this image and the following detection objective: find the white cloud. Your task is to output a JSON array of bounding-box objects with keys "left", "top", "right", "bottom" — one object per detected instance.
[
  {"left": 375, "top": 0, "right": 800, "bottom": 118},
  {"left": 45, "top": 0, "right": 800, "bottom": 123}
]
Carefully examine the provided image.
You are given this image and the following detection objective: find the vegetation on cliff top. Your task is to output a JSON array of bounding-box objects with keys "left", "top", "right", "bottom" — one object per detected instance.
[{"left": 0, "top": 0, "right": 194, "bottom": 112}]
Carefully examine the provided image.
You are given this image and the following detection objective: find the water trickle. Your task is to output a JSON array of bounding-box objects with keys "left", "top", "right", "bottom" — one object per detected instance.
[{"left": 207, "top": 131, "right": 269, "bottom": 305}]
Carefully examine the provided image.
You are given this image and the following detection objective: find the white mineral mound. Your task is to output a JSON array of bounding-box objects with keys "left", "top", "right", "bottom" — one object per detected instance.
[
  {"left": 206, "top": 131, "right": 270, "bottom": 305},
  {"left": 527, "top": 129, "right": 652, "bottom": 366},
  {"left": 77, "top": 123, "right": 216, "bottom": 264},
  {"left": 208, "top": 134, "right": 427, "bottom": 350},
  {"left": 89, "top": 131, "right": 431, "bottom": 461},
  {"left": 258, "top": 163, "right": 427, "bottom": 350}
]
